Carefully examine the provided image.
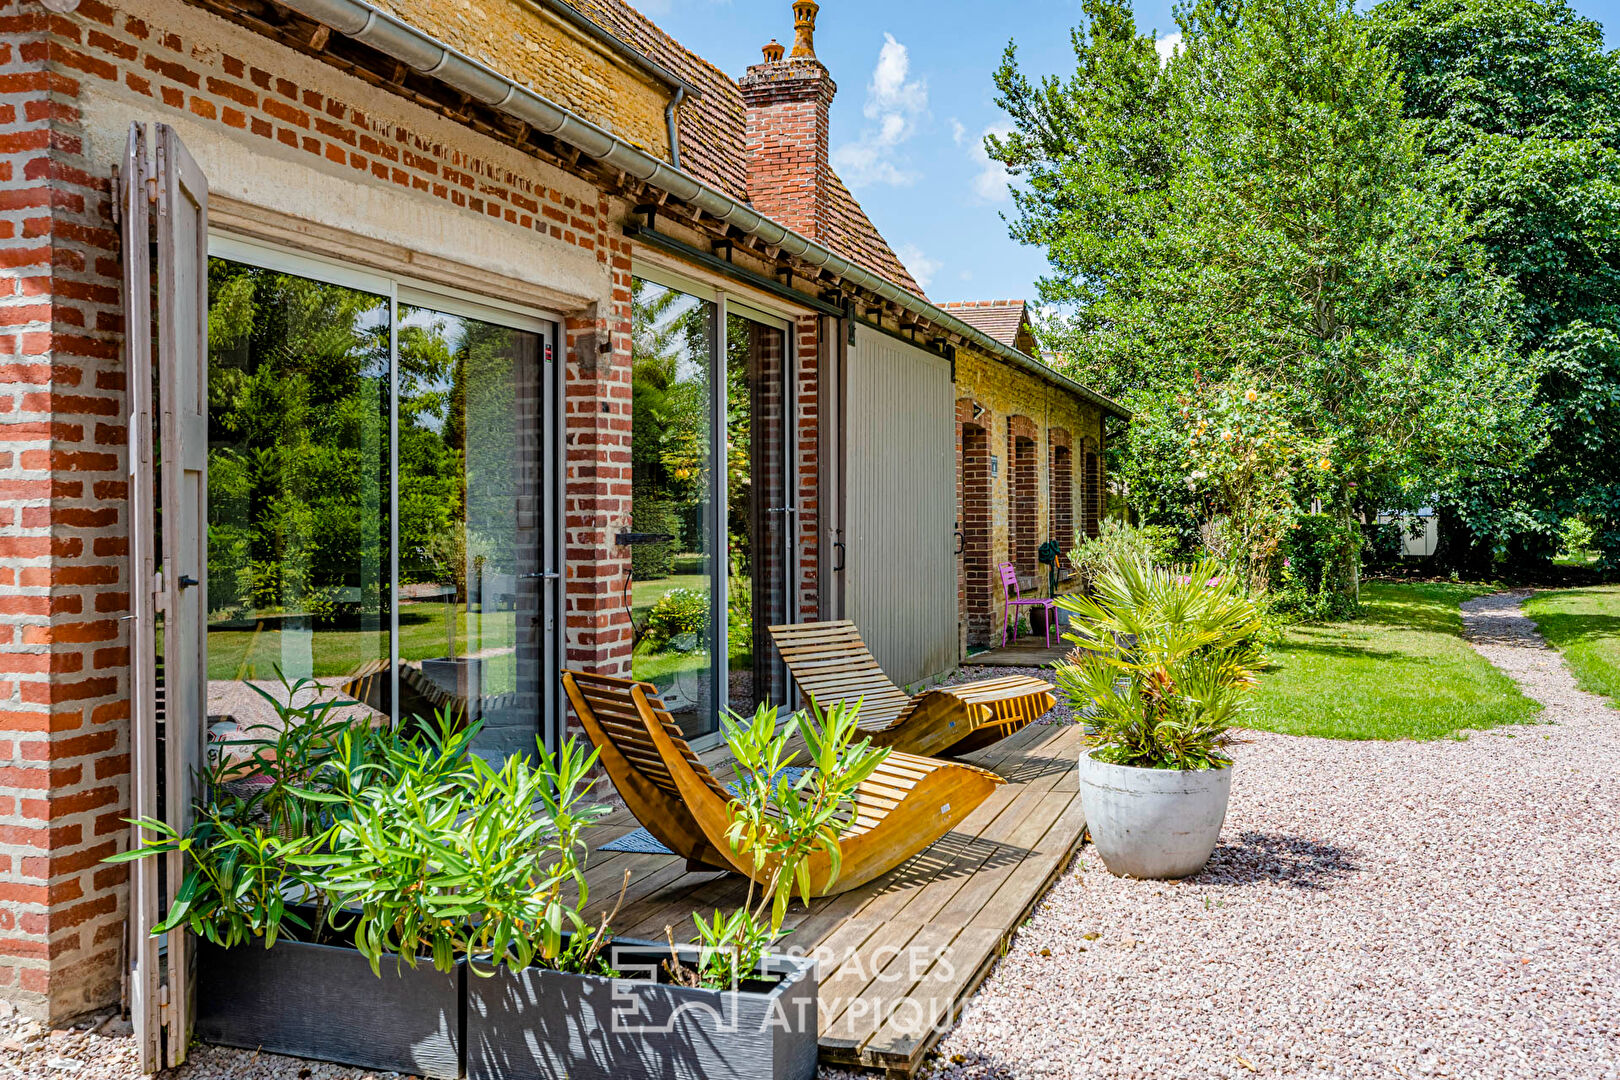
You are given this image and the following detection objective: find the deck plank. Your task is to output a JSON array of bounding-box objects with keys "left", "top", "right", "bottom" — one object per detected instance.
[{"left": 577, "top": 715, "right": 1087, "bottom": 1077}]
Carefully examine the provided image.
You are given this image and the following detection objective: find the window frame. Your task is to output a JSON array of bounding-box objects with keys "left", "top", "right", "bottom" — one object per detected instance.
[
  {"left": 206, "top": 231, "right": 567, "bottom": 749},
  {"left": 630, "top": 262, "right": 803, "bottom": 748}
]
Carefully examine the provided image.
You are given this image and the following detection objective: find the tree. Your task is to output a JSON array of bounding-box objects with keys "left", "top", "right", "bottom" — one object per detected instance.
[
  {"left": 989, "top": 0, "right": 1544, "bottom": 592},
  {"left": 1368, "top": 0, "right": 1620, "bottom": 569}
]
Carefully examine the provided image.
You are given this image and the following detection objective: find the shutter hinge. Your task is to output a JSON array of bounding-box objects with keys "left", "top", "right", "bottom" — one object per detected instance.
[
  {"left": 153, "top": 572, "right": 166, "bottom": 614},
  {"left": 145, "top": 176, "right": 158, "bottom": 205},
  {"left": 157, "top": 982, "right": 170, "bottom": 1023}
]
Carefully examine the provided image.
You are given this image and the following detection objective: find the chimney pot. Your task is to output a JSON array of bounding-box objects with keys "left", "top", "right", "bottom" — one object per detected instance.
[
  {"left": 791, "top": 0, "right": 820, "bottom": 58},
  {"left": 762, "top": 38, "right": 785, "bottom": 63}
]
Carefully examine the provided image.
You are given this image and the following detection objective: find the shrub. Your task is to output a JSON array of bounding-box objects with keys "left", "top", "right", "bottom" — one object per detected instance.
[
  {"left": 112, "top": 687, "right": 617, "bottom": 978},
  {"left": 1361, "top": 521, "right": 1405, "bottom": 571},
  {"left": 668, "top": 699, "right": 887, "bottom": 990},
  {"left": 1054, "top": 557, "right": 1265, "bottom": 771},
  {"left": 641, "top": 587, "right": 710, "bottom": 653},
  {"left": 630, "top": 498, "right": 683, "bottom": 579},
  {"left": 1269, "top": 515, "right": 1363, "bottom": 621},
  {"left": 1069, "top": 519, "right": 1178, "bottom": 591}
]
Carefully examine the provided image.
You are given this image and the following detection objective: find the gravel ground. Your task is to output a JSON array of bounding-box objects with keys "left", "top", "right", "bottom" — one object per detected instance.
[
  {"left": 9, "top": 595, "right": 1615, "bottom": 1079},
  {"left": 881, "top": 591, "right": 1620, "bottom": 1080}
]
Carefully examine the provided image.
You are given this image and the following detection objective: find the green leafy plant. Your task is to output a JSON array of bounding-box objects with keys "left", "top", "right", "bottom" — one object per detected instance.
[
  {"left": 105, "top": 803, "right": 320, "bottom": 949},
  {"left": 668, "top": 700, "right": 888, "bottom": 990},
  {"left": 111, "top": 693, "right": 619, "bottom": 981},
  {"left": 1069, "top": 518, "right": 1178, "bottom": 591},
  {"left": 641, "top": 587, "right": 710, "bottom": 653},
  {"left": 217, "top": 676, "right": 375, "bottom": 840},
  {"left": 301, "top": 718, "right": 611, "bottom": 977},
  {"left": 1055, "top": 557, "right": 1266, "bottom": 770}
]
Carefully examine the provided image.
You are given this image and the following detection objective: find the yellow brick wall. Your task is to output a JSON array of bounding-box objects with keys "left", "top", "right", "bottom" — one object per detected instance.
[
  {"left": 955, "top": 348, "right": 1106, "bottom": 651},
  {"left": 377, "top": 0, "right": 673, "bottom": 157}
]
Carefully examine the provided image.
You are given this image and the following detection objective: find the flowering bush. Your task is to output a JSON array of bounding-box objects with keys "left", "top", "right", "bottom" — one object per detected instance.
[{"left": 1179, "top": 374, "right": 1333, "bottom": 593}]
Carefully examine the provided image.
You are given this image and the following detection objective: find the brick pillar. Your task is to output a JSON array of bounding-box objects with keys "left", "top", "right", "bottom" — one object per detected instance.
[
  {"left": 0, "top": 2, "right": 129, "bottom": 1021},
  {"left": 1050, "top": 427, "right": 1073, "bottom": 554},
  {"left": 739, "top": 45, "right": 836, "bottom": 242},
  {"left": 562, "top": 262, "right": 634, "bottom": 682},
  {"left": 1007, "top": 415, "right": 1038, "bottom": 577},
  {"left": 957, "top": 401, "right": 992, "bottom": 650}
]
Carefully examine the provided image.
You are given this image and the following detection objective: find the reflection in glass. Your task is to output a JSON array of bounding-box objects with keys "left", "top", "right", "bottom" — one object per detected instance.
[
  {"left": 205, "top": 259, "right": 390, "bottom": 733},
  {"left": 397, "top": 306, "right": 545, "bottom": 759},
  {"left": 630, "top": 279, "right": 717, "bottom": 739},
  {"left": 727, "top": 314, "right": 790, "bottom": 713}
]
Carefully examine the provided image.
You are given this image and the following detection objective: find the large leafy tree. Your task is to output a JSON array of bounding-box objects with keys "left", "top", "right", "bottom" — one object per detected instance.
[
  {"left": 989, "top": 0, "right": 1543, "bottom": 589},
  {"left": 1368, "top": 0, "right": 1620, "bottom": 568}
]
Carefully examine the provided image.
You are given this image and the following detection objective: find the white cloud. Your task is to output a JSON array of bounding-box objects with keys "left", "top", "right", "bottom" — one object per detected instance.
[
  {"left": 897, "top": 244, "right": 942, "bottom": 291},
  {"left": 950, "top": 118, "right": 967, "bottom": 146},
  {"left": 1155, "top": 32, "right": 1183, "bottom": 62},
  {"left": 832, "top": 33, "right": 929, "bottom": 187},
  {"left": 968, "top": 123, "right": 1015, "bottom": 203}
]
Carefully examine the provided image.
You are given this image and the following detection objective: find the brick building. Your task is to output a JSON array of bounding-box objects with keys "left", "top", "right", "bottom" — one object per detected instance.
[{"left": 0, "top": 0, "right": 1125, "bottom": 1043}]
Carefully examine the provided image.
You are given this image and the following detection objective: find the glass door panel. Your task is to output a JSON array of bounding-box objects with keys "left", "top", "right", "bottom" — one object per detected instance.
[
  {"left": 398, "top": 304, "right": 549, "bottom": 760},
  {"left": 726, "top": 313, "right": 791, "bottom": 714},
  {"left": 630, "top": 278, "right": 718, "bottom": 740},
  {"left": 205, "top": 259, "right": 391, "bottom": 735}
]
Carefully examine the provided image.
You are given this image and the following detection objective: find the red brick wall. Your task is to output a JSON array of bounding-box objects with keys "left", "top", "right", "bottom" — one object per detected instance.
[
  {"left": 956, "top": 399, "right": 992, "bottom": 649},
  {"left": 739, "top": 58, "right": 834, "bottom": 242},
  {"left": 0, "top": 2, "right": 130, "bottom": 1022},
  {"left": 1007, "top": 414, "right": 1038, "bottom": 576},
  {"left": 1050, "top": 427, "right": 1074, "bottom": 553}
]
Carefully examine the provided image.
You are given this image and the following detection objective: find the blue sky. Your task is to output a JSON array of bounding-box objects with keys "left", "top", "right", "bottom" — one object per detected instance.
[{"left": 640, "top": 0, "right": 1617, "bottom": 305}]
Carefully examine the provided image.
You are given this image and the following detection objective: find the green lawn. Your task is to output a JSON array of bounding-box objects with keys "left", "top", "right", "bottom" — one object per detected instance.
[
  {"left": 207, "top": 601, "right": 514, "bottom": 684},
  {"left": 1245, "top": 582, "right": 1542, "bottom": 740},
  {"left": 1524, "top": 585, "right": 1620, "bottom": 704}
]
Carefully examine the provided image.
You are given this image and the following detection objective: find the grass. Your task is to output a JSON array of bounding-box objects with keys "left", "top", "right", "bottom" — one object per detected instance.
[
  {"left": 1245, "top": 582, "right": 1542, "bottom": 741},
  {"left": 1523, "top": 585, "right": 1620, "bottom": 704},
  {"left": 206, "top": 601, "right": 514, "bottom": 685}
]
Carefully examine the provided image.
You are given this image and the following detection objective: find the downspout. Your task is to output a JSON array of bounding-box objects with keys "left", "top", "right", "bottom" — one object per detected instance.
[{"left": 664, "top": 85, "right": 685, "bottom": 171}]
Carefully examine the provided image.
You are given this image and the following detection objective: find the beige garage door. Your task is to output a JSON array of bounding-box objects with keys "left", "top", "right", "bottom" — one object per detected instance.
[{"left": 844, "top": 326, "right": 958, "bottom": 686}]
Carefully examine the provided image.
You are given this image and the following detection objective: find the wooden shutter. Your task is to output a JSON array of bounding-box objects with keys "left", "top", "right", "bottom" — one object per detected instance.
[
  {"left": 124, "top": 122, "right": 208, "bottom": 1072},
  {"left": 843, "top": 327, "right": 957, "bottom": 685},
  {"left": 121, "top": 122, "right": 163, "bottom": 1076}
]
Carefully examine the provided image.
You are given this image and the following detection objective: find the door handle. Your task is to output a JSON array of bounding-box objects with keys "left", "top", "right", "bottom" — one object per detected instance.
[
  {"left": 954, "top": 530, "right": 964, "bottom": 556},
  {"left": 522, "top": 571, "right": 562, "bottom": 581},
  {"left": 833, "top": 542, "right": 846, "bottom": 573}
]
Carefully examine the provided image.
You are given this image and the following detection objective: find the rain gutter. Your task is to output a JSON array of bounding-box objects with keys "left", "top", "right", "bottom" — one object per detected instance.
[{"left": 272, "top": 0, "right": 1131, "bottom": 421}]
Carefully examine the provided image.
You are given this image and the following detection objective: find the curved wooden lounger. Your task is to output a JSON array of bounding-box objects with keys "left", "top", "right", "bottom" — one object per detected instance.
[
  {"left": 561, "top": 670, "right": 1004, "bottom": 897},
  {"left": 768, "top": 621, "right": 1057, "bottom": 758}
]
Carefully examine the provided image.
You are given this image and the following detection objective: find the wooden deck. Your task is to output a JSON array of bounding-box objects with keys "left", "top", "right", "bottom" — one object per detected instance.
[
  {"left": 964, "top": 641, "right": 1070, "bottom": 667},
  {"left": 578, "top": 719, "right": 1088, "bottom": 1077}
]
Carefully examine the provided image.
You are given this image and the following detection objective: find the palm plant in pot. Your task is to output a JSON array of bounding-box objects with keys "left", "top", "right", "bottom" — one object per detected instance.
[{"left": 1054, "top": 557, "right": 1265, "bottom": 879}]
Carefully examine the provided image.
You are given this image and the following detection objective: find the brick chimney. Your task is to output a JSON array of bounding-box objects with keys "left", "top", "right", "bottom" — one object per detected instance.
[{"left": 740, "top": 1, "right": 836, "bottom": 241}]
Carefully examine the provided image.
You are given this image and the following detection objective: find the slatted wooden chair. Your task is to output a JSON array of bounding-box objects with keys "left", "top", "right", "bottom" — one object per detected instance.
[
  {"left": 561, "top": 669, "right": 1003, "bottom": 897},
  {"left": 769, "top": 621, "right": 1057, "bottom": 758}
]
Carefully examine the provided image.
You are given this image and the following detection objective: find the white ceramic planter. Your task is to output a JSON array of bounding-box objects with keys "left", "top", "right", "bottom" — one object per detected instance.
[{"left": 1076, "top": 749, "right": 1232, "bottom": 879}]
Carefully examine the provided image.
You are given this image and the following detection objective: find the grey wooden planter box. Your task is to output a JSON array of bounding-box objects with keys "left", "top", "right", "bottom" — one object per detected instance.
[
  {"left": 195, "top": 938, "right": 462, "bottom": 1079},
  {"left": 466, "top": 941, "right": 819, "bottom": 1080}
]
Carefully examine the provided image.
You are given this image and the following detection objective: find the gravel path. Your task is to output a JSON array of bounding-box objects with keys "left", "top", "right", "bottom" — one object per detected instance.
[
  {"left": 6, "top": 595, "right": 1615, "bottom": 1079},
  {"left": 899, "top": 591, "right": 1620, "bottom": 1080}
]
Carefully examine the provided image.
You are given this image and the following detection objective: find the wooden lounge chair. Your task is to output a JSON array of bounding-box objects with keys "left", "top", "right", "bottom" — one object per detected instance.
[
  {"left": 561, "top": 670, "right": 1004, "bottom": 897},
  {"left": 768, "top": 620, "right": 1057, "bottom": 758}
]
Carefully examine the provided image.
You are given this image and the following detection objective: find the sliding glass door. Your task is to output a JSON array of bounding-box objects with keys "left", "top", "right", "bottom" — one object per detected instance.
[
  {"left": 204, "top": 246, "right": 560, "bottom": 758},
  {"left": 629, "top": 279, "right": 719, "bottom": 739},
  {"left": 726, "top": 311, "right": 791, "bottom": 715},
  {"left": 630, "top": 272, "right": 794, "bottom": 742}
]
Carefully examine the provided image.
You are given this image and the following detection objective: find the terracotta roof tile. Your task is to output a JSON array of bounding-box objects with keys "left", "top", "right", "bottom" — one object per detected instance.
[
  {"left": 563, "top": 0, "right": 922, "bottom": 294},
  {"left": 938, "top": 300, "right": 1030, "bottom": 348}
]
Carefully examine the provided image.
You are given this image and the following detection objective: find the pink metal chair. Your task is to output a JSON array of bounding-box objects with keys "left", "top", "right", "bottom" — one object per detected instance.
[{"left": 1000, "top": 562, "right": 1057, "bottom": 648}]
